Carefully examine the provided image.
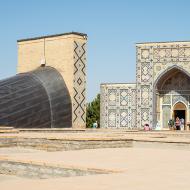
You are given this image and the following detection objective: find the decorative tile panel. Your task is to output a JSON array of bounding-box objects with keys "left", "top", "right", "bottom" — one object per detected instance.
[
  {"left": 131, "top": 109, "right": 137, "bottom": 128},
  {"left": 108, "top": 89, "right": 117, "bottom": 106},
  {"left": 120, "top": 109, "right": 128, "bottom": 127},
  {"left": 108, "top": 109, "right": 116, "bottom": 127},
  {"left": 131, "top": 89, "right": 136, "bottom": 107},
  {"left": 141, "top": 85, "right": 150, "bottom": 106},
  {"left": 73, "top": 41, "right": 86, "bottom": 126},
  {"left": 153, "top": 45, "right": 190, "bottom": 81},
  {"left": 141, "top": 108, "right": 150, "bottom": 126},
  {"left": 120, "top": 89, "right": 128, "bottom": 106},
  {"left": 172, "top": 95, "right": 188, "bottom": 106},
  {"left": 100, "top": 84, "right": 136, "bottom": 128},
  {"left": 141, "top": 63, "right": 151, "bottom": 82},
  {"left": 153, "top": 47, "right": 190, "bottom": 64},
  {"left": 136, "top": 45, "right": 153, "bottom": 128},
  {"left": 163, "top": 95, "right": 171, "bottom": 104}
]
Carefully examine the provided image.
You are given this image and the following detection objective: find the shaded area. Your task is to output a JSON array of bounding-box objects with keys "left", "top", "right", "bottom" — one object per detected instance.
[
  {"left": 156, "top": 68, "right": 190, "bottom": 94},
  {"left": 0, "top": 67, "right": 72, "bottom": 128}
]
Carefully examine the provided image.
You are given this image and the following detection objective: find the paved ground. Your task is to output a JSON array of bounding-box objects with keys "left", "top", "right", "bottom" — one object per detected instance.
[
  {"left": 0, "top": 141, "right": 190, "bottom": 189},
  {"left": 1, "top": 129, "right": 190, "bottom": 143},
  {"left": 1, "top": 130, "right": 190, "bottom": 189}
]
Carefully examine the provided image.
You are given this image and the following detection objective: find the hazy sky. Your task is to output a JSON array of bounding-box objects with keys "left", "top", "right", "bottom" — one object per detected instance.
[{"left": 0, "top": 0, "right": 190, "bottom": 102}]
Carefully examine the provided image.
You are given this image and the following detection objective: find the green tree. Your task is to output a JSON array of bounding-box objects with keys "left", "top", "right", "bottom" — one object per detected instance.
[{"left": 86, "top": 94, "right": 100, "bottom": 128}]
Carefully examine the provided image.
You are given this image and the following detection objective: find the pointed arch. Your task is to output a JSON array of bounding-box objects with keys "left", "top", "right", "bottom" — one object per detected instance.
[
  {"left": 154, "top": 65, "right": 190, "bottom": 89},
  {"left": 153, "top": 65, "right": 190, "bottom": 129},
  {"left": 173, "top": 101, "right": 187, "bottom": 110}
]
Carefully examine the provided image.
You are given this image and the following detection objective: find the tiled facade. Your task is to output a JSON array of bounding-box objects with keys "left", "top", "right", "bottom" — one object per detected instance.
[
  {"left": 100, "top": 83, "right": 136, "bottom": 129},
  {"left": 100, "top": 41, "right": 190, "bottom": 129}
]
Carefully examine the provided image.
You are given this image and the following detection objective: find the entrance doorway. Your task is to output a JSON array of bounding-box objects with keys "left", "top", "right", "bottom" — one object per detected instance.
[
  {"left": 154, "top": 67, "right": 190, "bottom": 130},
  {"left": 173, "top": 102, "right": 186, "bottom": 129},
  {"left": 173, "top": 110, "right": 185, "bottom": 121}
]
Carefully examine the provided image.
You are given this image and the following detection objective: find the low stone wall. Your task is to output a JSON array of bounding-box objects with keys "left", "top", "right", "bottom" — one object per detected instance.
[
  {"left": 0, "top": 126, "right": 19, "bottom": 134},
  {"left": 0, "top": 137, "right": 17, "bottom": 147},
  {"left": 0, "top": 136, "right": 133, "bottom": 151},
  {"left": 19, "top": 128, "right": 86, "bottom": 133},
  {"left": 0, "top": 160, "right": 109, "bottom": 179}
]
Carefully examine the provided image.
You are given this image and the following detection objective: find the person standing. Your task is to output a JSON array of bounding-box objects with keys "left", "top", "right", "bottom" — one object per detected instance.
[
  {"left": 168, "top": 119, "right": 174, "bottom": 130},
  {"left": 144, "top": 123, "right": 150, "bottom": 131},
  {"left": 180, "top": 118, "right": 184, "bottom": 131},
  {"left": 92, "top": 121, "right": 98, "bottom": 128},
  {"left": 175, "top": 117, "right": 181, "bottom": 130}
]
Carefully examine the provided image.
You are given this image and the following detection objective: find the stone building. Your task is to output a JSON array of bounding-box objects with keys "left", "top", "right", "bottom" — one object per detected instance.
[
  {"left": 0, "top": 32, "right": 87, "bottom": 128},
  {"left": 100, "top": 41, "right": 190, "bottom": 130}
]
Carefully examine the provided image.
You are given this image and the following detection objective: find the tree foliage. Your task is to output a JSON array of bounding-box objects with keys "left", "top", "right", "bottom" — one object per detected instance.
[{"left": 86, "top": 94, "right": 100, "bottom": 128}]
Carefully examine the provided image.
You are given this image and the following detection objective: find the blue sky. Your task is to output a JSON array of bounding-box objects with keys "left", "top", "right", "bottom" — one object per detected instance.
[{"left": 0, "top": 0, "right": 190, "bottom": 102}]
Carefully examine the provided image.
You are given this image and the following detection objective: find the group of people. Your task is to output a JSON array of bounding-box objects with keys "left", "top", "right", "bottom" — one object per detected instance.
[
  {"left": 168, "top": 117, "right": 184, "bottom": 130},
  {"left": 144, "top": 117, "right": 185, "bottom": 131}
]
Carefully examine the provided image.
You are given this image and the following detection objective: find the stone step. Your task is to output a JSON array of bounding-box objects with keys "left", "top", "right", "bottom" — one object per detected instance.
[
  {"left": 0, "top": 126, "right": 19, "bottom": 133},
  {"left": 19, "top": 128, "right": 86, "bottom": 133}
]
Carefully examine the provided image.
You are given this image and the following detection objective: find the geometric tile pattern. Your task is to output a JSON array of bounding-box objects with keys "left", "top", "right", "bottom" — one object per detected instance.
[
  {"left": 108, "top": 109, "right": 116, "bottom": 127},
  {"left": 120, "top": 90, "right": 128, "bottom": 106},
  {"left": 120, "top": 109, "right": 128, "bottom": 127},
  {"left": 101, "top": 41, "right": 190, "bottom": 129},
  {"left": 73, "top": 41, "right": 86, "bottom": 126},
  {"left": 137, "top": 41, "right": 190, "bottom": 129},
  {"left": 153, "top": 46, "right": 190, "bottom": 81},
  {"left": 141, "top": 63, "right": 151, "bottom": 82},
  {"left": 100, "top": 84, "right": 136, "bottom": 128},
  {"left": 141, "top": 108, "right": 150, "bottom": 126},
  {"left": 172, "top": 95, "right": 189, "bottom": 106},
  {"left": 141, "top": 85, "right": 149, "bottom": 106},
  {"left": 108, "top": 89, "right": 117, "bottom": 106},
  {"left": 136, "top": 45, "right": 153, "bottom": 128},
  {"left": 131, "top": 109, "right": 136, "bottom": 128},
  {"left": 162, "top": 95, "right": 171, "bottom": 104},
  {"left": 131, "top": 89, "right": 137, "bottom": 107}
]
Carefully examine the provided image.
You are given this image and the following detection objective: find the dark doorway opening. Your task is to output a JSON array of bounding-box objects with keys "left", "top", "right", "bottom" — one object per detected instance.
[{"left": 174, "top": 110, "right": 185, "bottom": 122}]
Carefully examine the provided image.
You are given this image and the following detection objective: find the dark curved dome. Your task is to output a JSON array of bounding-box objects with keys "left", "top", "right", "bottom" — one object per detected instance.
[{"left": 0, "top": 66, "right": 72, "bottom": 128}]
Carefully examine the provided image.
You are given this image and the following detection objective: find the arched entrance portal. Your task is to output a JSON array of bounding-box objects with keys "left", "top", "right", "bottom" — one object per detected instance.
[
  {"left": 173, "top": 102, "right": 186, "bottom": 127},
  {"left": 154, "top": 67, "right": 190, "bottom": 130}
]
